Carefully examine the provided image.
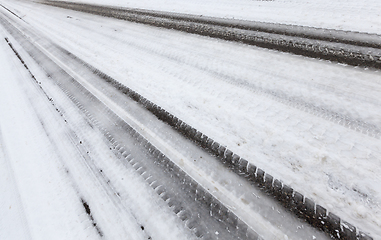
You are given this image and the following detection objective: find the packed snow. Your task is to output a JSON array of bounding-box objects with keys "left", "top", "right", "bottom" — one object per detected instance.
[{"left": 1, "top": 0, "right": 381, "bottom": 239}]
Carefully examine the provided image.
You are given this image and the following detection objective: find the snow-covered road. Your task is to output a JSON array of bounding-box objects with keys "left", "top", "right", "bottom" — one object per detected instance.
[
  {"left": 1, "top": 0, "right": 380, "bottom": 239},
  {"left": 58, "top": 0, "right": 381, "bottom": 35}
]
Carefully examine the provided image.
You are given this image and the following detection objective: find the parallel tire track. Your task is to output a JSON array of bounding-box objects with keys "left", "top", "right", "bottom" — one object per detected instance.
[
  {"left": 75, "top": 48, "right": 373, "bottom": 240},
  {"left": 0, "top": 5, "right": 373, "bottom": 240},
  {"left": 51, "top": 18, "right": 372, "bottom": 240},
  {"left": 43, "top": 0, "right": 381, "bottom": 69},
  {"left": 63, "top": 80, "right": 258, "bottom": 239}
]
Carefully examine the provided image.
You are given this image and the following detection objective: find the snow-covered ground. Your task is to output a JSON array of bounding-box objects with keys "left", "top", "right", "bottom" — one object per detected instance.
[
  {"left": 56, "top": 0, "right": 381, "bottom": 34},
  {"left": 1, "top": 0, "right": 381, "bottom": 239}
]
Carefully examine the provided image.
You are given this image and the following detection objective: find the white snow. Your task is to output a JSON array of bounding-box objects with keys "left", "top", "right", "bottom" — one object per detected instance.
[{"left": 1, "top": 0, "right": 381, "bottom": 239}]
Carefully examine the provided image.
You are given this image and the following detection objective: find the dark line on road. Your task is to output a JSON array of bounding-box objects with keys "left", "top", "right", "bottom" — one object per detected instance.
[{"left": 0, "top": 4, "right": 23, "bottom": 19}]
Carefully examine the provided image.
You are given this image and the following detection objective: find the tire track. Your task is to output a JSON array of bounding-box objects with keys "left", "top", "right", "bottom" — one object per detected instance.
[
  {"left": 0, "top": 5, "right": 374, "bottom": 240},
  {"left": 42, "top": 0, "right": 381, "bottom": 69},
  {"left": 27, "top": 11, "right": 379, "bottom": 140}
]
